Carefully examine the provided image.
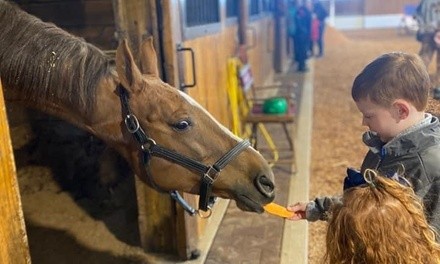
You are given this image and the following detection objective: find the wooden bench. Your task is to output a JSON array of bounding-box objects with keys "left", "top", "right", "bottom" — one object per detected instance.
[{"left": 227, "top": 57, "right": 297, "bottom": 168}]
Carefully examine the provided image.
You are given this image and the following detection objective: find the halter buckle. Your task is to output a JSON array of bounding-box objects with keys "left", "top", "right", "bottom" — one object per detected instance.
[
  {"left": 124, "top": 114, "right": 140, "bottom": 134},
  {"left": 203, "top": 166, "right": 220, "bottom": 185},
  {"left": 141, "top": 138, "right": 157, "bottom": 151}
]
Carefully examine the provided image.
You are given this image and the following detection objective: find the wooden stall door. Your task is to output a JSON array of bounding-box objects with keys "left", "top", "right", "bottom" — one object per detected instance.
[{"left": 0, "top": 79, "right": 31, "bottom": 264}]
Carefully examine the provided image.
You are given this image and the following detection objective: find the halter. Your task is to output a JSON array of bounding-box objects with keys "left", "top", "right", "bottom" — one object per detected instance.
[{"left": 118, "top": 84, "right": 250, "bottom": 216}]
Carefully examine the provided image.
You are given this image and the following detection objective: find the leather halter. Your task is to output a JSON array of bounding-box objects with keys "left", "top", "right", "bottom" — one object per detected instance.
[{"left": 118, "top": 84, "right": 250, "bottom": 215}]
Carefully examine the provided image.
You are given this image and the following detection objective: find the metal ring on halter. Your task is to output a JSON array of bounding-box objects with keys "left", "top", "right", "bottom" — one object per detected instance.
[
  {"left": 363, "top": 169, "right": 376, "bottom": 188},
  {"left": 124, "top": 114, "right": 140, "bottom": 133},
  {"left": 197, "top": 209, "right": 212, "bottom": 218},
  {"left": 141, "top": 138, "right": 157, "bottom": 151},
  {"left": 397, "top": 176, "right": 412, "bottom": 187}
]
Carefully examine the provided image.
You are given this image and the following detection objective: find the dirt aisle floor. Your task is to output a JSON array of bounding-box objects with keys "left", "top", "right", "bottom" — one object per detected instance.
[{"left": 308, "top": 28, "right": 440, "bottom": 263}]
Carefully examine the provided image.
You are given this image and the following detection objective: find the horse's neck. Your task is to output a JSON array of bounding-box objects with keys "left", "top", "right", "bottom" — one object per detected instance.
[
  {"left": 0, "top": 1, "right": 119, "bottom": 133},
  {"left": 4, "top": 88, "right": 86, "bottom": 132},
  {"left": 3, "top": 73, "right": 117, "bottom": 134}
]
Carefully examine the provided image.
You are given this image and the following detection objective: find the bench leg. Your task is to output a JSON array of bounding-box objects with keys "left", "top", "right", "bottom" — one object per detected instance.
[
  {"left": 283, "top": 122, "right": 296, "bottom": 173},
  {"left": 251, "top": 123, "right": 258, "bottom": 149},
  {"left": 282, "top": 123, "right": 294, "bottom": 150}
]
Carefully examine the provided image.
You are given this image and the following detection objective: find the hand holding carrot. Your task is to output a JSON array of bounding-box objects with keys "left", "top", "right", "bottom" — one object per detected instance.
[
  {"left": 286, "top": 202, "right": 307, "bottom": 221},
  {"left": 263, "top": 202, "right": 307, "bottom": 220}
]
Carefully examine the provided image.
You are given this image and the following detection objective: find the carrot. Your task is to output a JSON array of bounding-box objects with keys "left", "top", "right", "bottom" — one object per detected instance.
[{"left": 263, "top": 203, "right": 294, "bottom": 218}]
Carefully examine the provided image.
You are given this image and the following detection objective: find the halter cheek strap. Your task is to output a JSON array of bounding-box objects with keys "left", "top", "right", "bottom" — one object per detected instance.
[{"left": 118, "top": 85, "right": 250, "bottom": 214}]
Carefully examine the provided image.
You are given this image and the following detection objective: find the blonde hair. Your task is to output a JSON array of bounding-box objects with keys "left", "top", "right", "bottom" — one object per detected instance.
[
  {"left": 351, "top": 52, "right": 430, "bottom": 111},
  {"left": 325, "top": 170, "right": 440, "bottom": 264}
]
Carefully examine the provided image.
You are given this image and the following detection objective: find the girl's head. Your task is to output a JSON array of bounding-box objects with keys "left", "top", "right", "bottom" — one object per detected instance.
[{"left": 325, "top": 170, "right": 440, "bottom": 264}]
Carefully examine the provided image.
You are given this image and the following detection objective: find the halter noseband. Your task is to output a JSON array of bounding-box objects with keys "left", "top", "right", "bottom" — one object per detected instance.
[{"left": 118, "top": 84, "right": 250, "bottom": 215}]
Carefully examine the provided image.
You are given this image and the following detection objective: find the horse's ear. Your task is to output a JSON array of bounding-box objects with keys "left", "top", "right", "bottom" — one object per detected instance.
[
  {"left": 139, "top": 36, "right": 159, "bottom": 77},
  {"left": 115, "top": 39, "right": 144, "bottom": 93}
]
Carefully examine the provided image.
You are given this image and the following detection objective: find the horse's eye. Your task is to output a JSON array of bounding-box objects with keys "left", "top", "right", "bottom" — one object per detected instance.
[{"left": 172, "top": 119, "right": 192, "bottom": 131}]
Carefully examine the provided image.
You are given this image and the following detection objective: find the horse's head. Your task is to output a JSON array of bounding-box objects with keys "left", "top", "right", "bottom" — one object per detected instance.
[{"left": 94, "top": 38, "right": 275, "bottom": 213}]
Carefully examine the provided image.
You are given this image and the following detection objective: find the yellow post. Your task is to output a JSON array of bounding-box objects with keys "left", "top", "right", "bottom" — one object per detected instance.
[{"left": 227, "top": 58, "right": 241, "bottom": 136}]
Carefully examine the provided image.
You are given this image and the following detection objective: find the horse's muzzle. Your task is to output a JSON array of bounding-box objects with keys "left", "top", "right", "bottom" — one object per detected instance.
[{"left": 254, "top": 175, "right": 275, "bottom": 198}]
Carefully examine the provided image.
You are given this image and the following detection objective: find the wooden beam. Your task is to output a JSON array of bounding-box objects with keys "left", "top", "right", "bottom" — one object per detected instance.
[
  {"left": 274, "top": 0, "right": 288, "bottom": 73},
  {"left": 0, "top": 79, "right": 31, "bottom": 264},
  {"left": 238, "top": 0, "right": 249, "bottom": 45},
  {"left": 134, "top": 177, "right": 177, "bottom": 254}
]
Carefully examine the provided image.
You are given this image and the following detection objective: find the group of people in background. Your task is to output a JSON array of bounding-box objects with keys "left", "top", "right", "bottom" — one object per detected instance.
[{"left": 287, "top": 0, "right": 328, "bottom": 72}]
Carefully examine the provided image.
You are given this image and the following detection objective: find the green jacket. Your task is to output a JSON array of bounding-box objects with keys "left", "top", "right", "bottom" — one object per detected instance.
[{"left": 307, "top": 114, "right": 440, "bottom": 232}]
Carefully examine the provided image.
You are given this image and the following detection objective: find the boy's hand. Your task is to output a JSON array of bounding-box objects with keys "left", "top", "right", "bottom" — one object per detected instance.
[{"left": 286, "top": 202, "right": 307, "bottom": 221}]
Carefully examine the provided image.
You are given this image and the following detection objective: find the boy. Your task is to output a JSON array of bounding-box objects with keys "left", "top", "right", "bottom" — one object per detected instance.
[{"left": 288, "top": 52, "right": 440, "bottom": 232}]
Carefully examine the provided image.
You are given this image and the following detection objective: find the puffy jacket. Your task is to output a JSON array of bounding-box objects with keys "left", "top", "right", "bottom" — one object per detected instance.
[{"left": 306, "top": 115, "right": 440, "bottom": 232}]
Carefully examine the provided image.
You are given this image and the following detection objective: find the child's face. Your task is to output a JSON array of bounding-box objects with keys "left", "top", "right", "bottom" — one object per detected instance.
[{"left": 355, "top": 98, "right": 400, "bottom": 142}]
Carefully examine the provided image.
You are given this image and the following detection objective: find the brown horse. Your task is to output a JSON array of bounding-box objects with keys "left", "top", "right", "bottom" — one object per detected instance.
[{"left": 0, "top": 1, "right": 275, "bottom": 213}]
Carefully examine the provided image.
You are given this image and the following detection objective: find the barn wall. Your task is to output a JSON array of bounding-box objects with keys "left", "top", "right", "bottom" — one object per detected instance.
[
  {"left": 182, "top": 15, "right": 275, "bottom": 130},
  {"left": 183, "top": 25, "right": 238, "bottom": 126},
  {"left": 365, "top": 0, "right": 419, "bottom": 15},
  {"left": 328, "top": 0, "right": 421, "bottom": 30},
  {"left": 248, "top": 16, "right": 276, "bottom": 86}
]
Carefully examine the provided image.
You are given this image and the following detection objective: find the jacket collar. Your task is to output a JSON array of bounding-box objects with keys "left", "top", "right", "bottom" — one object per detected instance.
[{"left": 363, "top": 114, "right": 439, "bottom": 156}]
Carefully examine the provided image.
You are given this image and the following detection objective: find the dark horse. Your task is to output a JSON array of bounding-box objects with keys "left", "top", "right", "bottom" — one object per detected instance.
[{"left": 0, "top": 1, "right": 275, "bottom": 213}]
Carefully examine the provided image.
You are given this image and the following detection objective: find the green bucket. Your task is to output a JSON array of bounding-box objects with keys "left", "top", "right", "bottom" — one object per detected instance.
[{"left": 263, "top": 97, "right": 288, "bottom": 114}]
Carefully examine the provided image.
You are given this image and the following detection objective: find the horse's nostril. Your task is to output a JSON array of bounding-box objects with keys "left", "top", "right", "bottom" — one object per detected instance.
[{"left": 254, "top": 175, "right": 275, "bottom": 197}]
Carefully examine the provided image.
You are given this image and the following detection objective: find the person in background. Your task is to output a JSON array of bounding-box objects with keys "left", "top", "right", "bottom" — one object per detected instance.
[
  {"left": 415, "top": 0, "right": 440, "bottom": 84},
  {"left": 286, "top": 0, "right": 298, "bottom": 62},
  {"left": 325, "top": 169, "right": 440, "bottom": 264},
  {"left": 312, "top": 0, "right": 328, "bottom": 57},
  {"left": 286, "top": 52, "right": 440, "bottom": 234},
  {"left": 309, "top": 13, "right": 320, "bottom": 56},
  {"left": 294, "top": 0, "right": 312, "bottom": 72}
]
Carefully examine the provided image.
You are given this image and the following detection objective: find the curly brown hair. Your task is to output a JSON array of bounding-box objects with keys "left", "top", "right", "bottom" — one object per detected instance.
[{"left": 324, "top": 170, "right": 440, "bottom": 264}]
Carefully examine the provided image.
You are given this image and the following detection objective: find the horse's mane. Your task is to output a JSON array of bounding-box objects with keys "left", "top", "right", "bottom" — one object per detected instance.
[{"left": 0, "top": 1, "right": 113, "bottom": 113}]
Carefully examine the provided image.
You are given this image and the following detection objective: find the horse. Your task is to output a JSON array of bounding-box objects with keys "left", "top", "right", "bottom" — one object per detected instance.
[{"left": 0, "top": 1, "right": 275, "bottom": 214}]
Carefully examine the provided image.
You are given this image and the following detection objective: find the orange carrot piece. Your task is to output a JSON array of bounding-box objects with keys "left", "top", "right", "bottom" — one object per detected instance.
[{"left": 263, "top": 203, "right": 294, "bottom": 218}]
